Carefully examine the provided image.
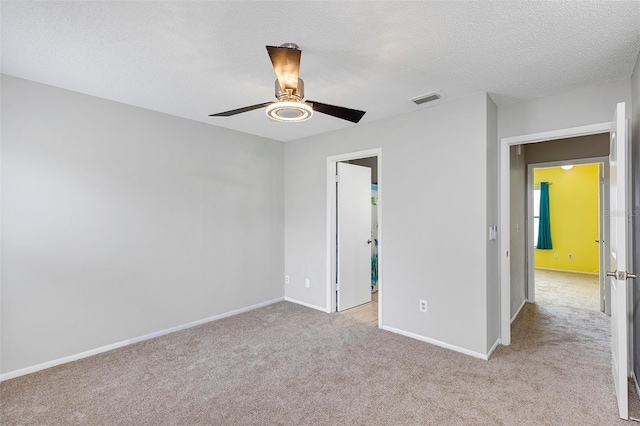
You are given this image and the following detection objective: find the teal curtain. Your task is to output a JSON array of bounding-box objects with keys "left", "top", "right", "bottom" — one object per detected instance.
[{"left": 536, "top": 182, "right": 552, "bottom": 249}]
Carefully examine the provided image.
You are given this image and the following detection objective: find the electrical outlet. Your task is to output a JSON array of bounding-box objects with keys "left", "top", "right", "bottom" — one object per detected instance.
[
  {"left": 419, "top": 300, "right": 428, "bottom": 313},
  {"left": 554, "top": 253, "right": 559, "bottom": 259},
  {"left": 305, "top": 278, "right": 310, "bottom": 288},
  {"left": 285, "top": 275, "right": 290, "bottom": 284},
  {"left": 568, "top": 253, "right": 573, "bottom": 260}
]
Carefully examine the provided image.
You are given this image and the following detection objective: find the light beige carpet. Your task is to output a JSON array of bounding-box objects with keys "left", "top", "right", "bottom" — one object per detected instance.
[
  {"left": 0, "top": 271, "right": 627, "bottom": 425},
  {"left": 534, "top": 269, "right": 600, "bottom": 311}
]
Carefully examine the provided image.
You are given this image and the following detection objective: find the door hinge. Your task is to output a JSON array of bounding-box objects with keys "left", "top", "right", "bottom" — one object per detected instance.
[{"left": 334, "top": 175, "right": 340, "bottom": 183}]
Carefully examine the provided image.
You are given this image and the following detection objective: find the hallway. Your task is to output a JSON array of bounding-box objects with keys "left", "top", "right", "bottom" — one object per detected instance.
[
  {"left": 496, "top": 269, "right": 618, "bottom": 422},
  {"left": 508, "top": 269, "right": 640, "bottom": 423}
]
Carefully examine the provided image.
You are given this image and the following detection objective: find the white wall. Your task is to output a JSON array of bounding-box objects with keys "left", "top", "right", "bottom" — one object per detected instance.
[
  {"left": 499, "top": 79, "right": 632, "bottom": 139},
  {"left": 0, "top": 75, "right": 284, "bottom": 374},
  {"left": 285, "top": 94, "right": 491, "bottom": 356},
  {"left": 486, "top": 96, "right": 500, "bottom": 351}
]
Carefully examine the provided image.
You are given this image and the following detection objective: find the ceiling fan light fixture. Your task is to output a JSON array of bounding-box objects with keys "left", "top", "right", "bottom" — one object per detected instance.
[
  {"left": 210, "top": 44, "right": 365, "bottom": 123},
  {"left": 266, "top": 101, "right": 313, "bottom": 122}
]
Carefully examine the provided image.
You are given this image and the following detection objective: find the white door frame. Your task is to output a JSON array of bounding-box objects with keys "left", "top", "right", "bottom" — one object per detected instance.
[
  {"left": 500, "top": 122, "right": 611, "bottom": 345},
  {"left": 326, "top": 148, "right": 382, "bottom": 328},
  {"left": 525, "top": 157, "right": 609, "bottom": 308}
]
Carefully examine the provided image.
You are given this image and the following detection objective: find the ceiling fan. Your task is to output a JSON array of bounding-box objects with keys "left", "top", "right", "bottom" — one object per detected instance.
[{"left": 209, "top": 43, "right": 366, "bottom": 124}]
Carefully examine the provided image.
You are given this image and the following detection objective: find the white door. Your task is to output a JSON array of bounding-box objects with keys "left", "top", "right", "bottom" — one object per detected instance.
[
  {"left": 337, "top": 162, "right": 372, "bottom": 311},
  {"left": 609, "top": 102, "right": 631, "bottom": 420}
]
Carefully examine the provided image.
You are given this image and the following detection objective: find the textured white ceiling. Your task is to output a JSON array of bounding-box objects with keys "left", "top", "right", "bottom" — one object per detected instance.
[{"left": 2, "top": 1, "right": 639, "bottom": 141}]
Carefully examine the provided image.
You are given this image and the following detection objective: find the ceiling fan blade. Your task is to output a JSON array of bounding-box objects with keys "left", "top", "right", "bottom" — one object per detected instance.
[
  {"left": 307, "top": 101, "right": 366, "bottom": 123},
  {"left": 266, "top": 45, "right": 301, "bottom": 92},
  {"left": 209, "top": 102, "right": 275, "bottom": 117}
]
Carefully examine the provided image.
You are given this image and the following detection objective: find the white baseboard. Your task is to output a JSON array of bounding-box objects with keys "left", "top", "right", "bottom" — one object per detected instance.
[
  {"left": 511, "top": 299, "right": 527, "bottom": 324},
  {"left": 632, "top": 371, "right": 640, "bottom": 421},
  {"left": 534, "top": 267, "right": 598, "bottom": 276},
  {"left": 487, "top": 338, "right": 501, "bottom": 360},
  {"left": 284, "top": 297, "right": 329, "bottom": 313},
  {"left": 0, "top": 297, "right": 284, "bottom": 382},
  {"left": 382, "top": 325, "right": 490, "bottom": 360}
]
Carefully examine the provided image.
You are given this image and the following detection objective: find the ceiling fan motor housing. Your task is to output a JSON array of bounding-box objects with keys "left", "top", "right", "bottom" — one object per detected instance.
[{"left": 275, "top": 78, "right": 304, "bottom": 102}]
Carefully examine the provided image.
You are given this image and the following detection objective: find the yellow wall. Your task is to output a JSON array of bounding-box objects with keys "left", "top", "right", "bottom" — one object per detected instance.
[{"left": 534, "top": 164, "right": 600, "bottom": 274}]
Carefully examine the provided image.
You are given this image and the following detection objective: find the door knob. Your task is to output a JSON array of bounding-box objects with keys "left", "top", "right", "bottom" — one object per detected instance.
[
  {"left": 607, "top": 271, "right": 637, "bottom": 280},
  {"left": 367, "top": 239, "right": 372, "bottom": 244}
]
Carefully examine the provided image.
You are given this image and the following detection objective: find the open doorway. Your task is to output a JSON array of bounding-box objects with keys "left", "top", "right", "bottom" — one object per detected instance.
[
  {"left": 339, "top": 157, "right": 378, "bottom": 323},
  {"left": 500, "top": 107, "right": 634, "bottom": 419},
  {"left": 326, "top": 148, "right": 382, "bottom": 327},
  {"left": 506, "top": 132, "right": 611, "bottom": 328},
  {"left": 527, "top": 160, "right": 608, "bottom": 315}
]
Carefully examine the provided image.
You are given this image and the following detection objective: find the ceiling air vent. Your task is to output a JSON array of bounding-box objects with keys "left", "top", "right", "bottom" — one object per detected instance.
[{"left": 410, "top": 91, "right": 445, "bottom": 105}]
